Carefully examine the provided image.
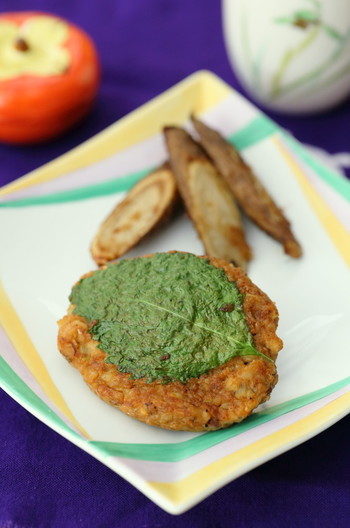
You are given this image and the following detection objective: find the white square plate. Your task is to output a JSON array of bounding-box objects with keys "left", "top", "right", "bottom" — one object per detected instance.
[{"left": 1, "top": 71, "right": 349, "bottom": 514}]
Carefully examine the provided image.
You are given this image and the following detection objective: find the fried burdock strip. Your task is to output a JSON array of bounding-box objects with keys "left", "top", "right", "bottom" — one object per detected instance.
[
  {"left": 164, "top": 126, "right": 252, "bottom": 269},
  {"left": 191, "top": 116, "right": 302, "bottom": 258},
  {"left": 91, "top": 164, "right": 179, "bottom": 266}
]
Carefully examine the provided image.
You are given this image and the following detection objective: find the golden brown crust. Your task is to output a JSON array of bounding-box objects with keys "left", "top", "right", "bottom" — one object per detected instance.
[
  {"left": 192, "top": 116, "right": 302, "bottom": 258},
  {"left": 57, "top": 254, "right": 282, "bottom": 432},
  {"left": 164, "top": 126, "right": 252, "bottom": 269},
  {"left": 90, "top": 164, "right": 179, "bottom": 266}
]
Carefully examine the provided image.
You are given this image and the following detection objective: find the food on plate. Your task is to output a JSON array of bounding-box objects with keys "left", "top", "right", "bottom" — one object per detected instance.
[
  {"left": 91, "top": 164, "right": 179, "bottom": 266},
  {"left": 191, "top": 116, "right": 302, "bottom": 258},
  {"left": 90, "top": 116, "right": 301, "bottom": 268},
  {"left": 164, "top": 126, "right": 252, "bottom": 270},
  {"left": 0, "top": 11, "right": 100, "bottom": 144},
  {"left": 57, "top": 252, "right": 282, "bottom": 432}
]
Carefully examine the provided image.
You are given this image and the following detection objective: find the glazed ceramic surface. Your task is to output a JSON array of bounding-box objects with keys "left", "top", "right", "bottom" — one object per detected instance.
[
  {"left": 1, "top": 72, "right": 350, "bottom": 513},
  {"left": 223, "top": 0, "right": 350, "bottom": 113}
]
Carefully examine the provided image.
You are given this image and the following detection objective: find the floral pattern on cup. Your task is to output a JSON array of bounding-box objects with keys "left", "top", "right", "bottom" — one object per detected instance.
[
  {"left": 223, "top": 0, "right": 350, "bottom": 113},
  {"left": 270, "top": 0, "right": 350, "bottom": 101}
]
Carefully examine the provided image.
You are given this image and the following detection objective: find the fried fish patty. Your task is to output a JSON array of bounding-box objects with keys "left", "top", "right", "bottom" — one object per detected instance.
[{"left": 57, "top": 256, "right": 282, "bottom": 431}]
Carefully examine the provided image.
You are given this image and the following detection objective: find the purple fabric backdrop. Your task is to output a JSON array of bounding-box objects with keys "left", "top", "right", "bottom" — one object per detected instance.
[{"left": 1, "top": 1, "right": 349, "bottom": 526}]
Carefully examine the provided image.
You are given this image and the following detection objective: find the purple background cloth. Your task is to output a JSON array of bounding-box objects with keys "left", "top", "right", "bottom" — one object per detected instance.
[{"left": 0, "top": 1, "right": 349, "bottom": 526}]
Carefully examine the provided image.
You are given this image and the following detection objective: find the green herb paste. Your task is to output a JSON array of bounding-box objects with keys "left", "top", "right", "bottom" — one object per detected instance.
[{"left": 70, "top": 252, "right": 263, "bottom": 383}]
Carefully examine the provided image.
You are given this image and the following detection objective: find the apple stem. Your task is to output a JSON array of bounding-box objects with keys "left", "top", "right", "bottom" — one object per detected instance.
[{"left": 14, "top": 38, "right": 30, "bottom": 52}]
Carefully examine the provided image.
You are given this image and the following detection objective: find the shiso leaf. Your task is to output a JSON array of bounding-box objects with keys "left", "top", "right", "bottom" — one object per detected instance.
[{"left": 70, "top": 253, "right": 268, "bottom": 383}]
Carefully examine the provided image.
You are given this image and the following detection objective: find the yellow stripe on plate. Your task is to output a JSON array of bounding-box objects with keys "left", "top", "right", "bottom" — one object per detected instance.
[
  {"left": 0, "top": 281, "right": 90, "bottom": 439},
  {"left": 273, "top": 136, "right": 350, "bottom": 266},
  {"left": 148, "top": 391, "right": 350, "bottom": 506},
  {"left": 0, "top": 70, "right": 230, "bottom": 198}
]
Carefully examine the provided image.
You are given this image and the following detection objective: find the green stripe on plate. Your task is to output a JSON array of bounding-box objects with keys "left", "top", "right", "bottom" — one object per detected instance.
[
  {"left": 282, "top": 133, "right": 350, "bottom": 202},
  {"left": 90, "top": 376, "right": 350, "bottom": 462},
  {"left": 0, "top": 356, "right": 81, "bottom": 441},
  {"left": 1, "top": 352, "right": 349, "bottom": 463},
  {"left": 1, "top": 113, "right": 349, "bottom": 210},
  {"left": 229, "top": 114, "right": 278, "bottom": 150},
  {"left": 0, "top": 167, "right": 152, "bottom": 208},
  {"left": 0, "top": 115, "right": 279, "bottom": 208}
]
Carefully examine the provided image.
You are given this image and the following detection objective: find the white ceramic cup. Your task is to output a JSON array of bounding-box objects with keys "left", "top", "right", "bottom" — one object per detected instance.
[{"left": 222, "top": 0, "right": 350, "bottom": 113}]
